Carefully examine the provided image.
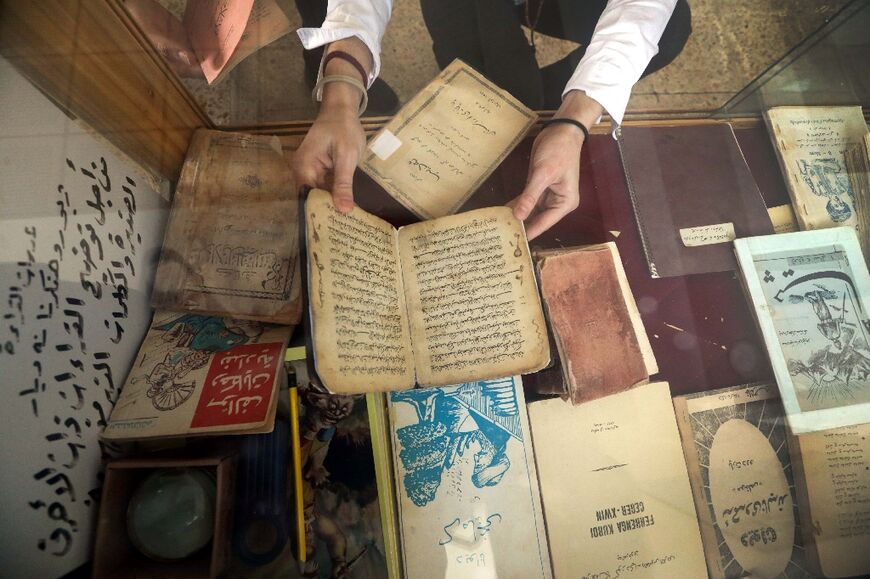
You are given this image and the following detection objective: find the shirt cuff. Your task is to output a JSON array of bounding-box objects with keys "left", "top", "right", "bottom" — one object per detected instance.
[{"left": 563, "top": 50, "right": 646, "bottom": 128}]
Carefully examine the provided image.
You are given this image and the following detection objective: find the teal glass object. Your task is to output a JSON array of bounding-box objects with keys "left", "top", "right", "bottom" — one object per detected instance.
[{"left": 127, "top": 468, "right": 217, "bottom": 561}]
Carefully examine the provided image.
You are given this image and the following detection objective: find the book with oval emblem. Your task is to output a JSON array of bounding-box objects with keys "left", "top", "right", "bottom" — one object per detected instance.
[{"left": 674, "top": 384, "right": 815, "bottom": 578}]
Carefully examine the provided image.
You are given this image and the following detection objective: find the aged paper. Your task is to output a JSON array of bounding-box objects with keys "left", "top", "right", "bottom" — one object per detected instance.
[
  {"left": 214, "top": 0, "right": 293, "bottom": 84},
  {"left": 735, "top": 227, "right": 870, "bottom": 434},
  {"left": 152, "top": 130, "right": 302, "bottom": 325},
  {"left": 679, "top": 222, "right": 736, "bottom": 247},
  {"left": 361, "top": 60, "right": 537, "bottom": 220},
  {"left": 674, "top": 384, "right": 814, "bottom": 579},
  {"left": 528, "top": 382, "right": 707, "bottom": 579},
  {"left": 183, "top": 0, "right": 256, "bottom": 84},
  {"left": 306, "top": 189, "right": 416, "bottom": 393},
  {"left": 389, "top": 377, "right": 552, "bottom": 579},
  {"left": 102, "top": 312, "right": 290, "bottom": 440},
  {"left": 398, "top": 206, "right": 549, "bottom": 387},
  {"left": 764, "top": 106, "right": 868, "bottom": 230},
  {"left": 792, "top": 423, "right": 870, "bottom": 578},
  {"left": 767, "top": 204, "right": 799, "bottom": 234}
]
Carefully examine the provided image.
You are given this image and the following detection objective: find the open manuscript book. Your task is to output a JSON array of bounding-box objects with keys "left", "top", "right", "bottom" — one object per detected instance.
[{"left": 304, "top": 189, "right": 550, "bottom": 394}]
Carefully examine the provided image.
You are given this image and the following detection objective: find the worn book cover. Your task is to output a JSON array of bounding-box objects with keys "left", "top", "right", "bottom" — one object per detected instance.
[
  {"left": 361, "top": 59, "right": 537, "bottom": 220},
  {"left": 535, "top": 243, "right": 657, "bottom": 405},
  {"left": 789, "top": 423, "right": 870, "bottom": 578},
  {"left": 102, "top": 311, "right": 291, "bottom": 440},
  {"left": 734, "top": 227, "right": 870, "bottom": 434},
  {"left": 618, "top": 124, "right": 773, "bottom": 278},
  {"left": 389, "top": 377, "right": 552, "bottom": 579},
  {"left": 764, "top": 106, "right": 868, "bottom": 231},
  {"left": 305, "top": 188, "right": 549, "bottom": 394},
  {"left": 527, "top": 381, "right": 707, "bottom": 579},
  {"left": 673, "top": 383, "right": 814, "bottom": 579},
  {"left": 846, "top": 134, "right": 870, "bottom": 263},
  {"left": 152, "top": 129, "right": 302, "bottom": 325}
]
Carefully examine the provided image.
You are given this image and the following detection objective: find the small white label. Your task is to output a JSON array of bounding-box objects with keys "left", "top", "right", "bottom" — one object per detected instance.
[
  {"left": 680, "top": 222, "right": 736, "bottom": 247},
  {"left": 369, "top": 130, "right": 402, "bottom": 161}
]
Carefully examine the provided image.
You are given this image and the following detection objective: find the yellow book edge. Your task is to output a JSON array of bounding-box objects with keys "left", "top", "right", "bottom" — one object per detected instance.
[
  {"left": 366, "top": 392, "right": 403, "bottom": 579},
  {"left": 289, "top": 386, "right": 306, "bottom": 563}
]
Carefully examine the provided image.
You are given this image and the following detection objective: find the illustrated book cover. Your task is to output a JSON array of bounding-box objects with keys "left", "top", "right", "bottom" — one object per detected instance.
[
  {"left": 152, "top": 129, "right": 302, "bottom": 325},
  {"left": 361, "top": 59, "right": 537, "bottom": 220},
  {"left": 102, "top": 311, "right": 291, "bottom": 440},
  {"left": 617, "top": 124, "right": 774, "bottom": 278},
  {"left": 734, "top": 227, "right": 870, "bottom": 434},
  {"left": 673, "top": 383, "right": 814, "bottom": 579},
  {"left": 535, "top": 242, "right": 657, "bottom": 405},
  {"left": 388, "top": 376, "right": 552, "bottom": 579},
  {"left": 527, "top": 381, "right": 707, "bottom": 579},
  {"left": 304, "top": 188, "right": 550, "bottom": 394},
  {"left": 763, "top": 106, "right": 868, "bottom": 231},
  {"left": 845, "top": 133, "right": 870, "bottom": 261},
  {"left": 788, "top": 423, "right": 870, "bottom": 578}
]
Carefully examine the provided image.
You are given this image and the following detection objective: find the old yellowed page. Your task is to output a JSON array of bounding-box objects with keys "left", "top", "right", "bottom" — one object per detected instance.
[
  {"left": 306, "top": 189, "right": 415, "bottom": 393},
  {"left": 152, "top": 129, "right": 301, "bottom": 325},
  {"left": 361, "top": 60, "right": 536, "bottom": 220},
  {"left": 398, "top": 206, "right": 549, "bottom": 387}
]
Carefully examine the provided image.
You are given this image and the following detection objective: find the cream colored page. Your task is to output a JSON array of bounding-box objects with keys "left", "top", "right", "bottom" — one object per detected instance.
[
  {"left": 798, "top": 424, "right": 870, "bottom": 578},
  {"left": 398, "top": 207, "right": 549, "bottom": 387},
  {"left": 362, "top": 60, "right": 536, "bottom": 220},
  {"left": 766, "top": 106, "right": 868, "bottom": 230},
  {"left": 528, "top": 382, "right": 708, "bottom": 579},
  {"left": 306, "top": 190, "right": 415, "bottom": 393}
]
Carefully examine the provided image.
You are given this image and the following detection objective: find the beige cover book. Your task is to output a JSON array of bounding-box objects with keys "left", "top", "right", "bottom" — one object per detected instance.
[
  {"left": 305, "top": 189, "right": 549, "bottom": 394},
  {"left": 674, "top": 384, "right": 814, "bottom": 579},
  {"left": 527, "top": 382, "right": 707, "bottom": 579},
  {"left": 152, "top": 129, "right": 302, "bottom": 325},
  {"left": 763, "top": 106, "right": 868, "bottom": 231},
  {"left": 846, "top": 134, "right": 870, "bottom": 262},
  {"left": 789, "top": 423, "right": 870, "bottom": 578},
  {"left": 102, "top": 312, "right": 291, "bottom": 440},
  {"left": 361, "top": 59, "right": 537, "bottom": 220}
]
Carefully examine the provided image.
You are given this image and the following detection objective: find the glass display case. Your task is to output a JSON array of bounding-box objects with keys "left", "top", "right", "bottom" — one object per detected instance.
[{"left": 1, "top": 1, "right": 868, "bottom": 578}]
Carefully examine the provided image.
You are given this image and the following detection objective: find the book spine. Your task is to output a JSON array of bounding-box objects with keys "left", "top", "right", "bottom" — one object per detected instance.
[{"left": 616, "top": 128, "right": 660, "bottom": 278}]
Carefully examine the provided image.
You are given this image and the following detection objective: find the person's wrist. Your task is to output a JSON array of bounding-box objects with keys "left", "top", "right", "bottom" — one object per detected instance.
[
  {"left": 556, "top": 90, "right": 603, "bottom": 133},
  {"left": 320, "top": 81, "right": 362, "bottom": 116}
]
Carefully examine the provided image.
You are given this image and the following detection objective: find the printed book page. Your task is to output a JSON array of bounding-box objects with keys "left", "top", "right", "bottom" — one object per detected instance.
[
  {"left": 764, "top": 106, "right": 868, "bottom": 230},
  {"left": 306, "top": 189, "right": 416, "bottom": 393},
  {"left": 361, "top": 59, "right": 536, "bottom": 220},
  {"left": 398, "top": 206, "right": 549, "bottom": 387}
]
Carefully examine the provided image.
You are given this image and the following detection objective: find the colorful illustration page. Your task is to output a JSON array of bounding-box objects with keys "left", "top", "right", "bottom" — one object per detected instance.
[
  {"left": 752, "top": 245, "right": 870, "bottom": 413},
  {"left": 389, "top": 377, "right": 552, "bottom": 579}
]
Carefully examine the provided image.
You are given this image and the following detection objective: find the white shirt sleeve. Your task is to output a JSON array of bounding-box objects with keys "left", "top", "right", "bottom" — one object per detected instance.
[
  {"left": 296, "top": 0, "right": 393, "bottom": 86},
  {"left": 563, "top": 0, "right": 677, "bottom": 126}
]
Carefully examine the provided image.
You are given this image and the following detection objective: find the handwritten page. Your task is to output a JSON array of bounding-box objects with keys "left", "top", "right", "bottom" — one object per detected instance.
[
  {"left": 398, "top": 206, "right": 549, "bottom": 387},
  {"left": 528, "top": 382, "right": 708, "bottom": 579},
  {"left": 213, "top": 0, "right": 292, "bottom": 84},
  {"left": 152, "top": 130, "right": 301, "bottom": 325},
  {"left": 764, "top": 106, "right": 868, "bottom": 230},
  {"left": 306, "top": 189, "right": 416, "bottom": 393},
  {"left": 361, "top": 60, "right": 536, "bottom": 220},
  {"left": 793, "top": 423, "right": 870, "bottom": 578},
  {"left": 183, "top": 0, "right": 256, "bottom": 84}
]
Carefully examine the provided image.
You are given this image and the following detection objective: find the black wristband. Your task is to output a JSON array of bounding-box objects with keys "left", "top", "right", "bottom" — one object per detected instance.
[{"left": 542, "top": 118, "right": 590, "bottom": 140}]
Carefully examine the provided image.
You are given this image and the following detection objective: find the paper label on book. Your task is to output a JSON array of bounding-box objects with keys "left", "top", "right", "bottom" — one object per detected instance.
[
  {"left": 369, "top": 130, "right": 403, "bottom": 161},
  {"left": 680, "top": 222, "right": 736, "bottom": 247},
  {"left": 768, "top": 204, "right": 798, "bottom": 234},
  {"left": 190, "top": 342, "right": 283, "bottom": 428},
  {"left": 685, "top": 382, "right": 777, "bottom": 413}
]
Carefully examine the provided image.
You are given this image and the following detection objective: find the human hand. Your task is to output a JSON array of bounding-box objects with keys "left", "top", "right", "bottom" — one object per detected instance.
[
  {"left": 293, "top": 39, "right": 373, "bottom": 213},
  {"left": 508, "top": 91, "right": 604, "bottom": 240}
]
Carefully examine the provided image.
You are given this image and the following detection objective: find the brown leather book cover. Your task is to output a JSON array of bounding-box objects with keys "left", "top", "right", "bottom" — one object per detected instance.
[
  {"left": 618, "top": 124, "right": 773, "bottom": 278},
  {"left": 536, "top": 243, "right": 656, "bottom": 405}
]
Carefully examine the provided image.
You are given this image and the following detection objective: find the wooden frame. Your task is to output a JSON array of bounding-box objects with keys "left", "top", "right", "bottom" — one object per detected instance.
[{"left": 0, "top": 0, "right": 211, "bottom": 181}]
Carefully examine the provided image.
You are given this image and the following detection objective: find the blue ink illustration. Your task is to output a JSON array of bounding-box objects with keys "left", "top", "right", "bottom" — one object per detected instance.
[
  {"left": 796, "top": 158, "right": 854, "bottom": 222},
  {"left": 391, "top": 378, "right": 521, "bottom": 507}
]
